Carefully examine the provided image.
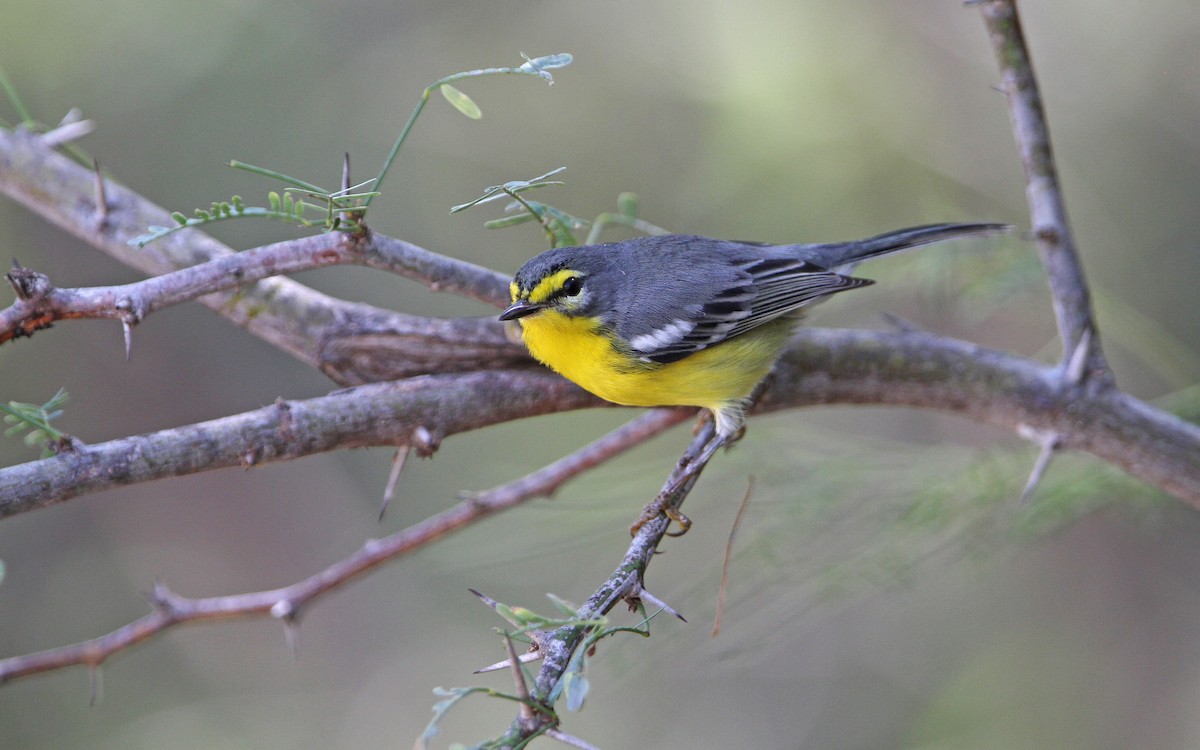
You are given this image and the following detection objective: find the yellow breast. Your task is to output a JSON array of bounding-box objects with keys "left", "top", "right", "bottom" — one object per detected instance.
[{"left": 515, "top": 310, "right": 792, "bottom": 415}]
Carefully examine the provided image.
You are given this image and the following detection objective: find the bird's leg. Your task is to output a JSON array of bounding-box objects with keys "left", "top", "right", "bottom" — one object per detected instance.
[{"left": 630, "top": 416, "right": 728, "bottom": 537}]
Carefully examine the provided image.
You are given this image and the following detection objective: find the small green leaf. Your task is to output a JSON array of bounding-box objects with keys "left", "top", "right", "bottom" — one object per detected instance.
[
  {"left": 617, "top": 192, "right": 640, "bottom": 219},
  {"left": 171, "top": 212, "right": 188, "bottom": 225},
  {"left": 419, "top": 686, "right": 486, "bottom": 750},
  {"left": 494, "top": 602, "right": 556, "bottom": 629},
  {"left": 563, "top": 670, "right": 589, "bottom": 712},
  {"left": 268, "top": 191, "right": 281, "bottom": 211},
  {"left": 440, "top": 84, "right": 482, "bottom": 119},
  {"left": 450, "top": 186, "right": 506, "bottom": 213},
  {"left": 0, "top": 389, "right": 69, "bottom": 457},
  {"left": 484, "top": 213, "right": 536, "bottom": 229},
  {"left": 545, "top": 593, "right": 580, "bottom": 616},
  {"left": 228, "top": 160, "right": 327, "bottom": 193}
]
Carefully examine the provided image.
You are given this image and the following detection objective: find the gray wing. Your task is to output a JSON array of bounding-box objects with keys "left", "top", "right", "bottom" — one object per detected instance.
[{"left": 610, "top": 237, "right": 871, "bottom": 364}]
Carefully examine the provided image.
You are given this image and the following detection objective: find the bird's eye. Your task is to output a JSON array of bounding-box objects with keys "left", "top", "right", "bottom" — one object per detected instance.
[{"left": 562, "top": 276, "right": 583, "bottom": 297}]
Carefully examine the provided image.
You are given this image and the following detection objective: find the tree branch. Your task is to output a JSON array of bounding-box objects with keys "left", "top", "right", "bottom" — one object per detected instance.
[
  {"left": 1, "top": 13, "right": 1198, "bottom": 744},
  {"left": 767, "top": 329, "right": 1200, "bottom": 503},
  {"left": 2, "top": 327, "right": 1195, "bottom": 521},
  {"left": 978, "top": 0, "right": 1110, "bottom": 383},
  {"left": 0, "top": 127, "right": 511, "bottom": 378},
  {"left": 0, "top": 407, "right": 687, "bottom": 685},
  {"left": 492, "top": 4, "right": 1200, "bottom": 725},
  {"left": 0, "top": 229, "right": 525, "bottom": 384},
  {"left": 0, "top": 371, "right": 598, "bottom": 518}
]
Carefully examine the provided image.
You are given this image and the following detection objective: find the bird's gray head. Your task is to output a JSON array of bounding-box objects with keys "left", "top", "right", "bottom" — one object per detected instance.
[{"left": 500, "top": 246, "right": 617, "bottom": 321}]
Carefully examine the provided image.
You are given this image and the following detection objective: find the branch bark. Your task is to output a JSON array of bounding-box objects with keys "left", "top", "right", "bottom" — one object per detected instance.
[
  {"left": 979, "top": 0, "right": 1110, "bottom": 383},
  {"left": 0, "top": 5, "right": 1197, "bottom": 744},
  {"left": 0, "top": 371, "right": 597, "bottom": 518},
  {"left": 0, "top": 127, "right": 511, "bottom": 380},
  {"left": 1, "top": 327, "right": 1195, "bottom": 521},
  {"left": 0, "top": 408, "right": 688, "bottom": 685}
]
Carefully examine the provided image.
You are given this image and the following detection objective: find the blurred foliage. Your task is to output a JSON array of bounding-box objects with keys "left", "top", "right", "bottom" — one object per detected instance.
[{"left": 1, "top": 0, "right": 1198, "bottom": 748}]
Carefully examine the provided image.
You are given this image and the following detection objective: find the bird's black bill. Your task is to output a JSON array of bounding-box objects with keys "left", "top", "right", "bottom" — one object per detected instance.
[{"left": 499, "top": 299, "right": 546, "bottom": 321}]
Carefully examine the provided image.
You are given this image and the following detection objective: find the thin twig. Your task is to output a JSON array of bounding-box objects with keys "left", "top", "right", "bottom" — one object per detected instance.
[
  {"left": 0, "top": 232, "right": 362, "bottom": 343},
  {"left": 977, "top": 0, "right": 1110, "bottom": 384},
  {"left": 0, "top": 457, "right": 577, "bottom": 683},
  {"left": 507, "top": 422, "right": 719, "bottom": 739},
  {"left": 0, "top": 408, "right": 687, "bottom": 683},
  {"left": 712, "top": 477, "right": 754, "bottom": 637},
  {"left": 0, "top": 127, "right": 510, "bottom": 371},
  {"left": 465, "top": 407, "right": 693, "bottom": 507},
  {"left": 486, "top": 418, "right": 724, "bottom": 742}
]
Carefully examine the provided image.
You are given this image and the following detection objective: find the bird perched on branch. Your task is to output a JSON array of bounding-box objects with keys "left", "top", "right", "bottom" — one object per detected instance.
[{"left": 500, "top": 222, "right": 1009, "bottom": 530}]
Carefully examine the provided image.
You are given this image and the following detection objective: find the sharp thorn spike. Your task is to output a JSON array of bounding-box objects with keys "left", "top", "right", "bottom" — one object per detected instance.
[
  {"left": 88, "top": 664, "right": 104, "bottom": 707},
  {"left": 378, "top": 444, "right": 410, "bottom": 521}
]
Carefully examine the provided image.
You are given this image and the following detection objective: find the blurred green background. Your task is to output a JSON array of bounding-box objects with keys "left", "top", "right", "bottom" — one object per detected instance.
[{"left": 2, "top": 0, "right": 1199, "bottom": 748}]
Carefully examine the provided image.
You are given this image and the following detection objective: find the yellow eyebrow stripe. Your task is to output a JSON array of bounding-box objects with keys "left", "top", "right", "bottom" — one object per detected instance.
[{"left": 527, "top": 269, "right": 579, "bottom": 304}]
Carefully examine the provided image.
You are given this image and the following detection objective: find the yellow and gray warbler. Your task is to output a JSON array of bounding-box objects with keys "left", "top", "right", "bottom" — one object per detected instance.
[{"left": 501, "top": 222, "right": 1008, "bottom": 438}]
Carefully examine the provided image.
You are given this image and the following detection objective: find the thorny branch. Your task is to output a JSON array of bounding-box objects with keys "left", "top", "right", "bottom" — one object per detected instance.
[
  {"left": 498, "top": 1, "right": 1199, "bottom": 743},
  {"left": 0, "top": 4, "right": 1196, "bottom": 745},
  {"left": 978, "top": 0, "right": 1109, "bottom": 384},
  {"left": 0, "top": 408, "right": 687, "bottom": 684},
  {"left": 1, "top": 326, "right": 1195, "bottom": 522},
  {"left": 0, "top": 126, "right": 511, "bottom": 381}
]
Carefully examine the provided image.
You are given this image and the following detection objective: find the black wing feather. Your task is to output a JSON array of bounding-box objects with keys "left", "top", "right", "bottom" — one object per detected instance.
[{"left": 624, "top": 242, "right": 869, "bottom": 363}]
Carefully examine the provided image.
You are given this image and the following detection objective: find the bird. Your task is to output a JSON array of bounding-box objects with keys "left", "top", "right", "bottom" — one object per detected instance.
[{"left": 499, "top": 222, "right": 1008, "bottom": 531}]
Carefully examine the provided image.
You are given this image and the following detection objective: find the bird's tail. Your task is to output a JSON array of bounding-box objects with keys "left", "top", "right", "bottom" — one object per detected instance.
[{"left": 795, "top": 222, "right": 1011, "bottom": 271}]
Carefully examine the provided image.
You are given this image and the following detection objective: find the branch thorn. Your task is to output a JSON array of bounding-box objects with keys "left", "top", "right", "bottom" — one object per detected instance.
[
  {"left": 628, "top": 582, "right": 685, "bottom": 623},
  {"left": 543, "top": 728, "right": 603, "bottom": 750},
  {"left": 1064, "top": 327, "right": 1092, "bottom": 385},
  {"left": 270, "top": 600, "right": 302, "bottom": 657},
  {"left": 122, "top": 320, "right": 133, "bottom": 361},
  {"left": 1017, "top": 424, "right": 1061, "bottom": 503},
  {"left": 88, "top": 663, "right": 104, "bottom": 707},
  {"left": 473, "top": 649, "right": 543, "bottom": 675},
  {"left": 283, "top": 620, "right": 301, "bottom": 659},
  {"left": 378, "top": 444, "right": 410, "bottom": 521},
  {"left": 38, "top": 113, "right": 95, "bottom": 148},
  {"left": 146, "top": 580, "right": 177, "bottom": 611}
]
